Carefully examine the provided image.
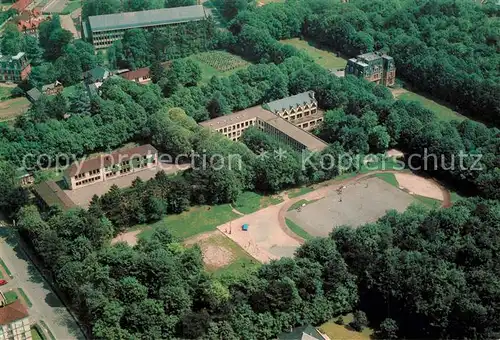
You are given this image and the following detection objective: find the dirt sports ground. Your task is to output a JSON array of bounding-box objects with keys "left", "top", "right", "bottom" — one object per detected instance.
[{"left": 286, "top": 177, "right": 415, "bottom": 237}]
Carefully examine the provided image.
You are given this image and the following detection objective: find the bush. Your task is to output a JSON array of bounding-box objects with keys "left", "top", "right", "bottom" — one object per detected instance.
[
  {"left": 334, "top": 316, "right": 344, "bottom": 325},
  {"left": 378, "top": 318, "right": 398, "bottom": 339},
  {"left": 349, "top": 310, "right": 368, "bottom": 332}
]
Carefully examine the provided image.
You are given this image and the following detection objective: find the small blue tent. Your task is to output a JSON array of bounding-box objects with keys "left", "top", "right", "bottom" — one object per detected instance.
[{"left": 242, "top": 224, "right": 249, "bottom": 231}]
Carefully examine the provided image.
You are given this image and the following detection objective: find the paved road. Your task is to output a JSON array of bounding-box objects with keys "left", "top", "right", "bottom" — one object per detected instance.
[{"left": 0, "top": 226, "right": 85, "bottom": 340}]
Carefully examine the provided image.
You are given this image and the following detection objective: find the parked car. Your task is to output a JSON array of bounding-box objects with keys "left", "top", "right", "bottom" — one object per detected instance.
[{"left": 0, "top": 280, "right": 7, "bottom": 286}]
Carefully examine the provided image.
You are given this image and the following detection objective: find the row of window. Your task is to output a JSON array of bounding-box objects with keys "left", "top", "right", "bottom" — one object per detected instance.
[
  {"left": 278, "top": 104, "right": 317, "bottom": 115},
  {"left": 75, "top": 175, "right": 101, "bottom": 187},
  {"left": 217, "top": 119, "right": 256, "bottom": 134}
]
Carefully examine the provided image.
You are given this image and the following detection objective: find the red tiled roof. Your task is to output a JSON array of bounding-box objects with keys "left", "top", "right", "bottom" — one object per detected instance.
[
  {"left": 64, "top": 144, "right": 158, "bottom": 177},
  {"left": 0, "top": 299, "right": 29, "bottom": 326},
  {"left": 120, "top": 61, "right": 171, "bottom": 82},
  {"left": 120, "top": 67, "right": 150, "bottom": 81}
]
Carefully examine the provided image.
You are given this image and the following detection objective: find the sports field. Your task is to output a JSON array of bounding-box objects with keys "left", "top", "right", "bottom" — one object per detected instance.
[
  {"left": 188, "top": 51, "right": 250, "bottom": 84},
  {"left": 286, "top": 177, "right": 416, "bottom": 237},
  {"left": 281, "top": 38, "right": 347, "bottom": 70}
]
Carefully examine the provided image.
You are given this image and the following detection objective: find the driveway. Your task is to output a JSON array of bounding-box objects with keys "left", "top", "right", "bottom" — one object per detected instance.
[{"left": 0, "top": 225, "right": 85, "bottom": 339}]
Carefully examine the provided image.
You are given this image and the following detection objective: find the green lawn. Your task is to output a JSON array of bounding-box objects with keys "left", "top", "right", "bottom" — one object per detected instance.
[
  {"left": 0, "top": 97, "right": 31, "bottom": 122},
  {"left": 140, "top": 205, "right": 239, "bottom": 241},
  {"left": 31, "top": 326, "right": 45, "bottom": 340},
  {"left": 0, "top": 258, "right": 12, "bottom": 278},
  {"left": 62, "top": 85, "right": 78, "bottom": 97},
  {"left": 374, "top": 173, "right": 399, "bottom": 187},
  {"left": 0, "top": 85, "right": 12, "bottom": 101},
  {"left": 187, "top": 52, "right": 250, "bottom": 84},
  {"left": 287, "top": 198, "right": 319, "bottom": 212},
  {"left": 18, "top": 288, "right": 32, "bottom": 307},
  {"left": 61, "top": 0, "right": 81, "bottom": 14},
  {"left": 398, "top": 91, "right": 466, "bottom": 122},
  {"left": 233, "top": 191, "right": 283, "bottom": 214},
  {"left": 285, "top": 218, "right": 313, "bottom": 241},
  {"left": 320, "top": 314, "right": 374, "bottom": 340},
  {"left": 281, "top": 38, "right": 347, "bottom": 70},
  {"left": 39, "top": 321, "right": 56, "bottom": 340},
  {"left": 288, "top": 186, "right": 313, "bottom": 199},
  {"left": 3, "top": 290, "right": 18, "bottom": 304},
  {"left": 414, "top": 194, "right": 442, "bottom": 209}
]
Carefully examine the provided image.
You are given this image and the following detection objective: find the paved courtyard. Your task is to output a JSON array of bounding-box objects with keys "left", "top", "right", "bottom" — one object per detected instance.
[{"left": 286, "top": 177, "right": 416, "bottom": 237}]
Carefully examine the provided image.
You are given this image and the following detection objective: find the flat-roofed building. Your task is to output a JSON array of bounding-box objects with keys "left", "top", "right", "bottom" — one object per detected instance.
[
  {"left": 346, "top": 52, "right": 396, "bottom": 86},
  {"left": 63, "top": 144, "right": 158, "bottom": 190},
  {"left": 200, "top": 105, "right": 328, "bottom": 153},
  {"left": 265, "top": 91, "right": 323, "bottom": 131},
  {"left": 84, "top": 5, "right": 209, "bottom": 49}
]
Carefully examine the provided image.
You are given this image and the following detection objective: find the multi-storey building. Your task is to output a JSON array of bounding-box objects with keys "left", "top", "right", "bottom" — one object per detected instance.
[
  {"left": 0, "top": 300, "right": 31, "bottom": 340},
  {"left": 83, "top": 5, "right": 209, "bottom": 49},
  {"left": 200, "top": 98, "right": 328, "bottom": 153},
  {"left": 265, "top": 91, "right": 323, "bottom": 131},
  {"left": 345, "top": 52, "right": 396, "bottom": 86},
  {"left": 0, "top": 52, "right": 31, "bottom": 83},
  {"left": 63, "top": 145, "right": 158, "bottom": 190}
]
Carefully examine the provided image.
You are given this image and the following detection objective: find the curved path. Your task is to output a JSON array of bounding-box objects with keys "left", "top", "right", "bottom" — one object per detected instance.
[{"left": 278, "top": 170, "right": 451, "bottom": 244}]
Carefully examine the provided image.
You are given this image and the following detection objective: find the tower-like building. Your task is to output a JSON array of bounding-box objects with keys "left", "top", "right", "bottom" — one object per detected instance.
[{"left": 345, "top": 52, "right": 396, "bottom": 86}]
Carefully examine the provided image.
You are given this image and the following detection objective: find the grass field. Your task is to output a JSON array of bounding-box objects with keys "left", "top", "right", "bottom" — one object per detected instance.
[
  {"left": 31, "top": 326, "right": 45, "bottom": 340},
  {"left": 3, "top": 290, "right": 18, "bottom": 304},
  {"left": 414, "top": 194, "right": 442, "bottom": 209},
  {"left": 39, "top": 321, "right": 56, "bottom": 340},
  {"left": 285, "top": 218, "right": 313, "bottom": 240},
  {"left": 320, "top": 314, "right": 374, "bottom": 340},
  {"left": 374, "top": 173, "right": 399, "bottom": 187},
  {"left": 281, "top": 38, "right": 347, "bottom": 70},
  {"left": 0, "top": 97, "right": 30, "bottom": 122},
  {"left": 61, "top": 0, "right": 81, "bottom": 14},
  {"left": 188, "top": 51, "right": 250, "bottom": 84},
  {"left": 0, "top": 258, "right": 12, "bottom": 278},
  {"left": 0, "top": 85, "right": 13, "bottom": 101},
  {"left": 397, "top": 91, "right": 466, "bottom": 122},
  {"left": 287, "top": 199, "right": 318, "bottom": 212},
  {"left": 140, "top": 205, "right": 240, "bottom": 241},
  {"left": 18, "top": 287, "right": 32, "bottom": 307},
  {"left": 233, "top": 191, "right": 283, "bottom": 214},
  {"left": 288, "top": 186, "right": 313, "bottom": 199},
  {"left": 62, "top": 84, "right": 78, "bottom": 97}
]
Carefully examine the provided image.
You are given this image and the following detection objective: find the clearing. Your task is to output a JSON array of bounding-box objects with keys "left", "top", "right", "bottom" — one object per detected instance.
[
  {"left": 0, "top": 97, "right": 30, "bottom": 122},
  {"left": 320, "top": 314, "right": 374, "bottom": 340},
  {"left": 281, "top": 38, "right": 347, "bottom": 70},
  {"left": 233, "top": 191, "right": 283, "bottom": 214},
  {"left": 188, "top": 51, "right": 250, "bottom": 84},
  {"left": 140, "top": 204, "right": 240, "bottom": 241},
  {"left": 393, "top": 88, "right": 466, "bottom": 122},
  {"left": 184, "top": 231, "right": 258, "bottom": 275}
]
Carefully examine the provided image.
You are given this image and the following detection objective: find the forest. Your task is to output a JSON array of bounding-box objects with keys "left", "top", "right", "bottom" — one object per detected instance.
[
  {"left": 0, "top": 0, "right": 499, "bottom": 338},
  {"left": 228, "top": 0, "right": 500, "bottom": 125}
]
